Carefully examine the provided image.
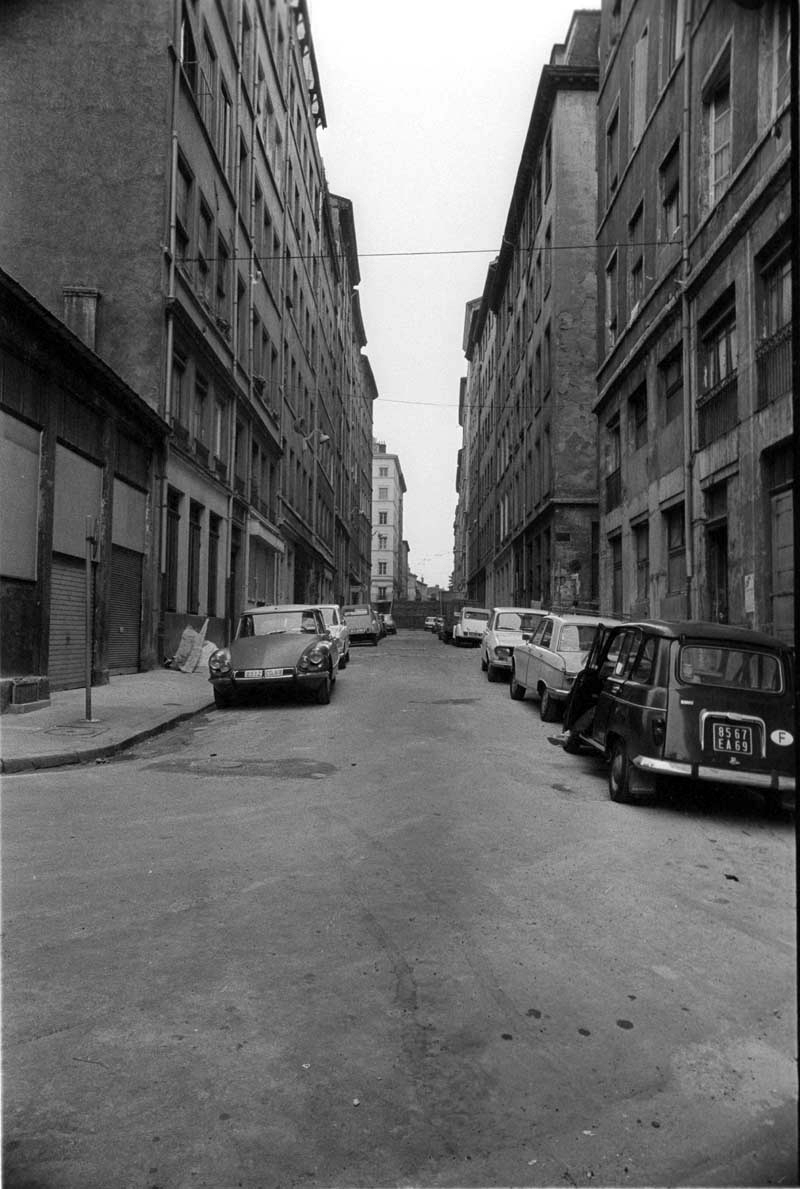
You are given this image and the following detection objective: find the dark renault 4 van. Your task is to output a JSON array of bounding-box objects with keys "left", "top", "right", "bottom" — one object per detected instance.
[{"left": 560, "top": 620, "right": 795, "bottom": 811}]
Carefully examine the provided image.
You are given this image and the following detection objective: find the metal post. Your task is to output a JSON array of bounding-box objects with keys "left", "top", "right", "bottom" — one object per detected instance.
[{"left": 85, "top": 516, "right": 96, "bottom": 722}]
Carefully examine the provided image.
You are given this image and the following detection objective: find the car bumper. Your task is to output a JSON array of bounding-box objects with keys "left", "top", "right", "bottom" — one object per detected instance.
[
  {"left": 634, "top": 755, "right": 795, "bottom": 792},
  {"left": 210, "top": 670, "right": 328, "bottom": 694}
]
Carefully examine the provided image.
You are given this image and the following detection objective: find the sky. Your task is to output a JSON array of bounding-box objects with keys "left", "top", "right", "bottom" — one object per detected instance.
[{"left": 309, "top": 0, "right": 602, "bottom": 589}]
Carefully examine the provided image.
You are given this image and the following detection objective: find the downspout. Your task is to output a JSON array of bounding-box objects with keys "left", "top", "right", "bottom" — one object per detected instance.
[
  {"left": 277, "top": 17, "right": 295, "bottom": 599},
  {"left": 680, "top": 0, "right": 695, "bottom": 617},
  {"left": 161, "top": 14, "right": 181, "bottom": 613}
]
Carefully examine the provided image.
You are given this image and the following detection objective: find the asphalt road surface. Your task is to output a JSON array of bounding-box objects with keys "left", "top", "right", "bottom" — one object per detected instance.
[{"left": 3, "top": 630, "right": 797, "bottom": 1188}]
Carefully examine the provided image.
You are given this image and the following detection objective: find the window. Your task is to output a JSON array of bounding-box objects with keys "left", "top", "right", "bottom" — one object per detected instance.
[
  {"left": 630, "top": 26, "right": 649, "bottom": 148},
  {"left": 378, "top": 562, "right": 387, "bottom": 576},
  {"left": 606, "top": 107, "right": 620, "bottom": 200},
  {"left": 199, "top": 32, "right": 217, "bottom": 131},
  {"left": 628, "top": 385, "right": 647, "bottom": 450},
  {"left": 171, "top": 353, "right": 187, "bottom": 426},
  {"left": 757, "top": 243, "right": 792, "bottom": 407},
  {"left": 610, "top": 535, "right": 623, "bottom": 615},
  {"left": 664, "top": 0, "right": 686, "bottom": 75},
  {"left": 377, "top": 586, "right": 388, "bottom": 601},
  {"left": 379, "top": 466, "right": 388, "bottom": 477},
  {"left": 628, "top": 202, "right": 644, "bottom": 312},
  {"left": 165, "top": 487, "right": 181, "bottom": 612},
  {"left": 378, "top": 534, "right": 387, "bottom": 549},
  {"left": 377, "top": 486, "right": 388, "bottom": 500},
  {"left": 699, "top": 296, "right": 737, "bottom": 445},
  {"left": 659, "top": 349, "right": 683, "bottom": 425},
  {"left": 605, "top": 416, "right": 621, "bottom": 510},
  {"left": 659, "top": 141, "right": 680, "bottom": 242},
  {"left": 774, "top": 1, "right": 791, "bottom": 111},
  {"left": 633, "top": 522, "right": 649, "bottom": 605},
  {"left": 187, "top": 501, "right": 202, "bottom": 614},
  {"left": 218, "top": 79, "right": 232, "bottom": 175},
  {"left": 193, "top": 376, "right": 208, "bottom": 447},
  {"left": 543, "top": 223, "right": 552, "bottom": 294},
  {"left": 605, "top": 251, "right": 619, "bottom": 348},
  {"left": 706, "top": 73, "right": 731, "bottom": 205},
  {"left": 207, "top": 513, "right": 220, "bottom": 617},
  {"left": 175, "top": 159, "right": 193, "bottom": 267},
  {"left": 180, "top": 6, "right": 198, "bottom": 95},
  {"left": 216, "top": 236, "right": 229, "bottom": 321},
  {"left": 543, "top": 128, "right": 552, "bottom": 195},
  {"left": 761, "top": 245, "right": 792, "bottom": 339},
  {"left": 198, "top": 201, "right": 213, "bottom": 304},
  {"left": 542, "top": 324, "right": 551, "bottom": 397},
  {"left": 378, "top": 511, "right": 387, "bottom": 525},
  {"left": 213, "top": 398, "right": 227, "bottom": 462},
  {"left": 665, "top": 504, "right": 686, "bottom": 594}
]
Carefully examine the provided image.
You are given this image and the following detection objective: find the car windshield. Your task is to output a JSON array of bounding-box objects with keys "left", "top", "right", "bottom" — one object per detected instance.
[
  {"left": 496, "top": 611, "right": 538, "bottom": 631},
  {"left": 345, "top": 608, "right": 370, "bottom": 618},
  {"left": 237, "top": 610, "right": 320, "bottom": 637},
  {"left": 678, "top": 645, "right": 783, "bottom": 692},
  {"left": 558, "top": 624, "right": 599, "bottom": 653}
]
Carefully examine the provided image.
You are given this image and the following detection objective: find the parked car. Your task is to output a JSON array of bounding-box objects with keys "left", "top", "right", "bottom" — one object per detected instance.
[
  {"left": 452, "top": 606, "right": 490, "bottom": 647},
  {"left": 480, "top": 607, "right": 546, "bottom": 682},
  {"left": 317, "top": 603, "right": 350, "bottom": 668},
  {"left": 510, "top": 612, "right": 620, "bottom": 721},
  {"left": 208, "top": 604, "right": 337, "bottom": 708},
  {"left": 343, "top": 604, "right": 381, "bottom": 646},
  {"left": 558, "top": 619, "right": 796, "bottom": 810},
  {"left": 380, "top": 612, "right": 397, "bottom": 635},
  {"left": 424, "top": 616, "right": 438, "bottom": 632}
]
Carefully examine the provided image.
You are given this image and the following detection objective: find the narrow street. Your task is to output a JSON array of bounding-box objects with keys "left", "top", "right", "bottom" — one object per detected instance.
[{"left": 3, "top": 630, "right": 796, "bottom": 1189}]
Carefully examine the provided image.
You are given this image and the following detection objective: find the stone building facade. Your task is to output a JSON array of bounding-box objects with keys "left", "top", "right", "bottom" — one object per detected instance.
[
  {"left": 0, "top": 0, "right": 375, "bottom": 682},
  {"left": 371, "top": 442, "right": 407, "bottom": 610},
  {"left": 459, "top": 11, "right": 601, "bottom": 611},
  {"left": 595, "top": 0, "right": 793, "bottom": 637}
]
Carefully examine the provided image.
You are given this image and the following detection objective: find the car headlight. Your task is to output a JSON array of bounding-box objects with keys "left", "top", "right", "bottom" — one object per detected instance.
[
  {"left": 208, "top": 648, "right": 232, "bottom": 674},
  {"left": 298, "top": 645, "right": 327, "bottom": 671},
  {"left": 494, "top": 646, "right": 512, "bottom": 660}
]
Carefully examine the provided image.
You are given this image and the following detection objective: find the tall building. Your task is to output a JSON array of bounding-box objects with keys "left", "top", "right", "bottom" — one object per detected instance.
[
  {"left": 595, "top": 0, "right": 793, "bottom": 637},
  {"left": 371, "top": 442, "right": 406, "bottom": 610},
  {"left": 0, "top": 0, "right": 375, "bottom": 687},
  {"left": 459, "top": 11, "right": 601, "bottom": 609}
]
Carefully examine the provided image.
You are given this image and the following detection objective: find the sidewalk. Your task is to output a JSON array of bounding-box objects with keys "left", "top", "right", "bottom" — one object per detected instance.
[{"left": 0, "top": 668, "right": 215, "bottom": 774}]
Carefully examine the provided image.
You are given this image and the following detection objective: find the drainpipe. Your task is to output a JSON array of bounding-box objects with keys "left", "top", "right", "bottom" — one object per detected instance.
[
  {"left": 680, "top": 0, "right": 696, "bottom": 618},
  {"left": 277, "top": 16, "right": 295, "bottom": 598},
  {"left": 161, "top": 13, "right": 181, "bottom": 601}
]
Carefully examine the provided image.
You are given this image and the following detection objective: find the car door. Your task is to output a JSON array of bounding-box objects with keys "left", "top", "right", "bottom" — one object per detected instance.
[
  {"left": 592, "top": 627, "right": 644, "bottom": 744},
  {"left": 527, "top": 618, "right": 555, "bottom": 693},
  {"left": 515, "top": 615, "right": 547, "bottom": 686},
  {"left": 563, "top": 623, "right": 622, "bottom": 733}
]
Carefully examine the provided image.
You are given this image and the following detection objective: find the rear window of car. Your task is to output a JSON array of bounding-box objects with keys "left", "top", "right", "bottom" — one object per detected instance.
[
  {"left": 678, "top": 645, "right": 783, "bottom": 692},
  {"left": 345, "top": 608, "right": 370, "bottom": 617},
  {"left": 495, "top": 612, "right": 537, "bottom": 631},
  {"left": 558, "top": 624, "right": 600, "bottom": 652},
  {"left": 463, "top": 609, "right": 489, "bottom": 621}
]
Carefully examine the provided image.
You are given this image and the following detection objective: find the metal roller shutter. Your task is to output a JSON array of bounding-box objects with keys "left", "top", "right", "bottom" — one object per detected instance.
[
  {"left": 49, "top": 554, "right": 87, "bottom": 690},
  {"left": 107, "top": 546, "right": 143, "bottom": 673}
]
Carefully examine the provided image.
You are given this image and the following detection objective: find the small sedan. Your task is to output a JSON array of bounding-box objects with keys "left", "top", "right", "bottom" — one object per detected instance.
[
  {"left": 480, "top": 607, "right": 545, "bottom": 682},
  {"left": 424, "top": 616, "right": 437, "bottom": 632},
  {"left": 559, "top": 619, "right": 796, "bottom": 810},
  {"left": 510, "top": 612, "right": 620, "bottom": 721},
  {"left": 343, "top": 604, "right": 381, "bottom": 646},
  {"left": 317, "top": 603, "right": 350, "bottom": 668},
  {"left": 208, "top": 605, "right": 337, "bottom": 708}
]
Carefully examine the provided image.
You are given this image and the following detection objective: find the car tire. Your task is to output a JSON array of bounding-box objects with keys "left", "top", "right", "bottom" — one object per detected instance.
[
  {"left": 480, "top": 653, "right": 488, "bottom": 672},
  {"left": 213, "top": 687, "right": 234, "bottom": 709},
  {"left": 487, "top": 664, "right": 500, "bottom": 683},
  {"left": 316, "top": 672, "right": 331, "bottom": 704},
  {"left": 562, "top": 730, "right": 583, "bottom": 754},
  {"left": 509, "top": 670, "right": 525, "bottom": 700},
  {"left": 608, "top": 738, "right": 632, "bottom": 802},
  {"left": 539, "top": 688, "right": 560, "bottom": 722}
]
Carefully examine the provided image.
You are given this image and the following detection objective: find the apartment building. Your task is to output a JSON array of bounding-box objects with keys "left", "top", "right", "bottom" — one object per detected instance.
[
  {"left": 0, "top": 0, "right": 375, "bottom": 686},
  {"left": 371, "top": 442, "right": 407, "bottom": 609},
  {"left": 595, "top": 0, "right": 793, "bottom": 637},
  {"left": 460, "top": 11, "right": 601, "bottom": 609}
]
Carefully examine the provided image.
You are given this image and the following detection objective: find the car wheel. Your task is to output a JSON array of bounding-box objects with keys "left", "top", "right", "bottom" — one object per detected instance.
[
  {"left": 509, "top": 670, "right": 525, "bottom": 700},
  {"left": 316, "top": 672, "right": 331, "bottom": 704},
  {"left": 481, "top": 653, "right": 488, "bottom": 672},
  {"left": 539, "top": 688, "right": 560, "bottom": 722},
  {"left": 372, "top": 635, "right": 379, "bottom": 646},
  {"left": 487, "top": 663, "right": 500, "bottom": 683},
  {"left": 608, "top": 738, "right": 632, "bottom": 803},
  {"left": 213, "top": 687, "right": 234, "bottom": 709}
]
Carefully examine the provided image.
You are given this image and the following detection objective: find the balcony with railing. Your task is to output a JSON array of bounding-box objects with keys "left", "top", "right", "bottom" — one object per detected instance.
[
  {"left": 756, "top": 324, "right": 791, "bottom": 409},
  {"left": 697, "top": 373, "right": 738, "bottom": 448}
]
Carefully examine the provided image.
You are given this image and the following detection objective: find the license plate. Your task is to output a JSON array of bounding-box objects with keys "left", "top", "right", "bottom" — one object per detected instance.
[
  {"left": 262, "top": 668, "right": 286, "bottom": 679},
  {"left": 243, "top": 669, "right": 263, "bottom": 678},
  {"left": 712, "top": 723, "right": 753, "bottom": 755}
]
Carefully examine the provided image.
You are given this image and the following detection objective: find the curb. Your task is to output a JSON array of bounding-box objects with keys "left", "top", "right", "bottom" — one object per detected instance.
[{"left": 0, "top": 702, "right": 215, "bottom": 775}]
